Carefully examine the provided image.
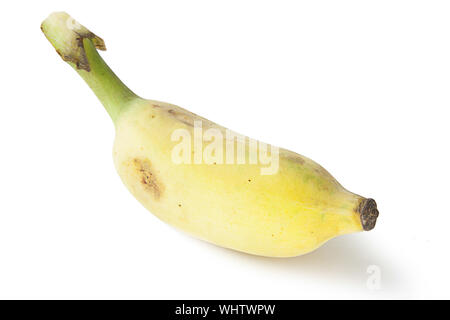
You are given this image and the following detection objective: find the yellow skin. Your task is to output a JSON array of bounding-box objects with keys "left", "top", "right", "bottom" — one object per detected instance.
[{"left": 42, "top": 12, "right": 378, "bottom": 257}]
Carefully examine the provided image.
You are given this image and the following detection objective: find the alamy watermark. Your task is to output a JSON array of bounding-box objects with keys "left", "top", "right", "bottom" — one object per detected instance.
[
  {"left": 366, "top": 265, "right": 381, "bottom": 290},
  {"left": 171, "top": 121, "right": 279, "bottom": 175}
]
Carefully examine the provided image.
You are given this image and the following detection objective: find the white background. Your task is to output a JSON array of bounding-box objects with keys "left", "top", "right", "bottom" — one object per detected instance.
[{"left": 0, "top": 0, "right": 449, "bottom": 299}]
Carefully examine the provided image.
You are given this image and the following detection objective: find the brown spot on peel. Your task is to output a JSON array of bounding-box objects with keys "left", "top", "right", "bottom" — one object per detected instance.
[
  {"left": 133, "top": 158, "right": 163, "bottom": 199},
  {"left": 152, "top": 104, "right": 196, "bottom": 126},
  {"left": 167, "top": 108, "right": 196, "bottom": 127}
]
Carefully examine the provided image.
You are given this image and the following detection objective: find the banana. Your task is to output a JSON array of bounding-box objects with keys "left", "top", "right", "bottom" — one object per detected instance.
[{"left": 41, "top": 12, "right": 379, "bottom": 257}]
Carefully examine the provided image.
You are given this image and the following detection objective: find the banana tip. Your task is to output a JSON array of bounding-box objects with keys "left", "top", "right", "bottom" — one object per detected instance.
[{"left": 359, "top": 198, "right": 379, "bottom": 231}]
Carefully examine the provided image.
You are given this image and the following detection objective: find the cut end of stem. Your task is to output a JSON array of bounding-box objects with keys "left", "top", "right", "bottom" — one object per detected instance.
[
  {"left": 358, "top": 198, "right": 379, "bottom": 231},
  {"left": 41, "top": 12, "right": 106, "bottom": 71}
]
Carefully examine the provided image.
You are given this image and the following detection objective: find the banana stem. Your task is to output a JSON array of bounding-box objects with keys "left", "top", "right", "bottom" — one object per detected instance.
[
  {"left": 41, "top": 12, "right": 138, "bottom": 123},
  {"left": 76, "top": 39, "right": 138, "bottom": 122}
]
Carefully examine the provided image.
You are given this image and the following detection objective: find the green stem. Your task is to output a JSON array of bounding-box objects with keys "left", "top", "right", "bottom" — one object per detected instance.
[
  {"left": 41, "top": 12, "right": 139, "bottom": 123},
  {"left": 75, "top": 39, "right": 138, "bottom": 122}
]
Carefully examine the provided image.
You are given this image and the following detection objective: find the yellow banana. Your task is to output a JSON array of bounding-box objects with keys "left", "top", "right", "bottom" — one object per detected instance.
[{"left": 41, "top": 12, "right": 378, "bottom": 257}]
